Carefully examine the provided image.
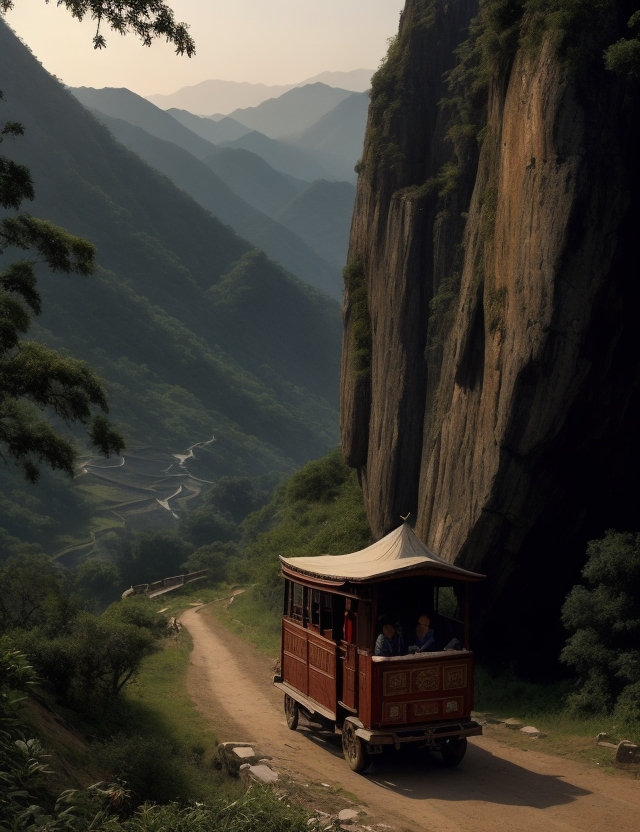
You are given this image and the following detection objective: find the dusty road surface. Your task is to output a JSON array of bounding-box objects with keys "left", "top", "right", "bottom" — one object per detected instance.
[{"left": 180, "top": 605, "right": 639, "bottom": 832}]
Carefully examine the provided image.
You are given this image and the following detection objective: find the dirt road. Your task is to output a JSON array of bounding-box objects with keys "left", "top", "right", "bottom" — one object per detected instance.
[{"left": 180, "top": 605, "right": 639, "bottom": 832}]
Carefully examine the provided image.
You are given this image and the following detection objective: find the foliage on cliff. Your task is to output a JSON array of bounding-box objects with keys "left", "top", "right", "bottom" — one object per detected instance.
[
  {"left": 605, "top": 9, "right": 640, "bottom": 78},
  {"left": 342, "top": 260, "right": 372, "bottom": 382}
]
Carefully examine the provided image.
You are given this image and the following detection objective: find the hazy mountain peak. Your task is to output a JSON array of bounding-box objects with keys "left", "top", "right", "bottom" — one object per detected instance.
[
  {"left": 219, "top": 83, "right": 354, "bottom": 140},
  {"left": 145, "top": 70, "right": 374, "bottom": 115},
  {"left": 297, "top": 69, "right": 373, "bottom": 90}
]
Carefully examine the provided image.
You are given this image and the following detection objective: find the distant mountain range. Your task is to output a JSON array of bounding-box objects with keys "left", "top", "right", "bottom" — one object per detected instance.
[
  {"left": 0, "top": 19, "right": 342, "bottom": 487},
  {"left": 147, "top": 69, "right": 373, "bottom": 114},
  {"left": 289, "top": 92, "right": 369, "bottom": 182},
  {"left": 82, "top": 109, "right": 343, "bottom": 298},
  {"left": 69, "top": 87, "right": 348, "bottom": 295},
  {"left": 218, "top": 129, "right": 335, "bottom": 182},
  {"left": 216, "top": 84, "right": 354, "bottom": 139},
  {"left": 69, "top": 84, "right": 364, "bottom": 282},
  {"left": 273, "top": 181, "right": 356, "bottom": 274}
]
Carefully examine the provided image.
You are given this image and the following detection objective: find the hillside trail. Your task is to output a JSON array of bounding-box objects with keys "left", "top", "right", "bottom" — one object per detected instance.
[{"left": 180, "top": 605, "right": 639, "bottom": 832}]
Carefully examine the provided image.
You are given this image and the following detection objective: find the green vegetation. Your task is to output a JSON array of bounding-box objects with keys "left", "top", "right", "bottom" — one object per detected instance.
[
  {"left": 0, "top": 0, "right": 195, "bottom": 54},
  {"left": 244, "top": 449, "right": 371, "bottom": 600},
  {"left": 605, "top": 10, "right": 640, "bottom": 79},
  {"left": 364, "top": 2, "right": 438, "bottom": 182},
  {"left": 485, "top": 285, "right": 507, "bottom": 334},
  {"left": 475, "top": 665, "right": 639, "bottom": 768},
  {"left": 1, "top": 616, "right": 313, "bottom": 831},
  {"left": 205, "top": 448, "right": 372, "bottom": 657},
  {"left": 213, "top": 587, "right": 282, "bottom": 657},
  {"left": 0, "top": 98, "right": 124, "bottom": 482},
  {"left": 0, "top": 554, "right": 163, "bottom": 705},
  {"left": 474, "top": 530, "right": 640, "bottom": 757},
  {"left": 213, "top": 448, "right": 373, "bottom": 643},
  {"left": 443, "top": 0, "right": 633, "bottom": 135},
  {"left": 561, "top": 530, "right": 640, "bottom": 726},
  {"left": 342, "top": 260, "right": 372, "bottom": 383},
  {"left": 426, "top": 270, "right": 462, "bottom": 356}
]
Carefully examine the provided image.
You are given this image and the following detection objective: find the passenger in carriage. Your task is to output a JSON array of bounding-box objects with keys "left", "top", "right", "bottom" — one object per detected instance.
[
  {"left": 374, "top": 619, "right": 405, "bottom": 656},
  {"left": 407, "top": 613, "right": 436, "bottom": 653}
]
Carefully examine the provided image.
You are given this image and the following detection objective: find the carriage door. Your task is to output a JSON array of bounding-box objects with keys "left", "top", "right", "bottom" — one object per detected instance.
[{"left": 340, "top": 598, "right": 358, "bottom": 711}]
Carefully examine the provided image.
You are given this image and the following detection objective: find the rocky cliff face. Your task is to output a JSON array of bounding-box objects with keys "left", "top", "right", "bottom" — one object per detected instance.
[{"left": 342, "top": 0, "right": 640, "bottom": 654}]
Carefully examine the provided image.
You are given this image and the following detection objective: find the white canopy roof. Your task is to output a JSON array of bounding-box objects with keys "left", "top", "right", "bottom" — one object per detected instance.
[{"left": 280, "top": 523, "right": 485, "bottom": 583}]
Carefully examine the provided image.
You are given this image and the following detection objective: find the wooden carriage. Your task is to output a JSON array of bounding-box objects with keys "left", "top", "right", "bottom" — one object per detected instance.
[{"left": 273, "top": 523, "right": 485, "bottom": 771}]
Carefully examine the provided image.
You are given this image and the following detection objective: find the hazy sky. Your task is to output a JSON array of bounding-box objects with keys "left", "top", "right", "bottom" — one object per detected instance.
[{"left": 5, "top": 1, "right": 405, "bottom": 95}]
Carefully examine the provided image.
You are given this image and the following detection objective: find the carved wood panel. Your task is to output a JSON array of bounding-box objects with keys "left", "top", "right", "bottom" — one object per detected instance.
[{"left": 443, "top": 664, "right": 467, "bottom": 690}]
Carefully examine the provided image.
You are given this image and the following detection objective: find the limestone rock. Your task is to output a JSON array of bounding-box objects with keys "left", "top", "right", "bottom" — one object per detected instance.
[
  {"left": 340, "top": 0, "right": 640, "bottom": 657},
  {"left": 503, "top": 718, "right": 524, "bottom": 730}
]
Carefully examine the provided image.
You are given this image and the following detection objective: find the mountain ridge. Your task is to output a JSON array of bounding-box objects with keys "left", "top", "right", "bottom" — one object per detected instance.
[
  {"left": 87, "top": 111, "right": 343, "bottom": 299},
  {"left": 146, "top": 69, "right": 373, "bottom": 114},
  {"left": 216, "top": 83, "right": 354, "bottom": 139},
  {"left": 0, "top": 18, "right": 341, "bottom": 484}
]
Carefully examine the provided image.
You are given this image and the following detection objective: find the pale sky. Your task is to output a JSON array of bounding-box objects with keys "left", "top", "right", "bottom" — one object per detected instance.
[{"left": 5, "top": 0, "right": 405, "bottom": 95}]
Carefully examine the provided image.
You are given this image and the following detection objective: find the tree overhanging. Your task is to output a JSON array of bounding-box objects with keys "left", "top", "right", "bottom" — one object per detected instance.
[{"left": 0, "top": 0, "right": 195, "bottom": 54}]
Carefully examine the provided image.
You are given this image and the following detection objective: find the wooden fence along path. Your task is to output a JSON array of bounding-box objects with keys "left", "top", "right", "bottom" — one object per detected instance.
[{"left": 122, "top": 569, "right": 208, "bottom": 599}]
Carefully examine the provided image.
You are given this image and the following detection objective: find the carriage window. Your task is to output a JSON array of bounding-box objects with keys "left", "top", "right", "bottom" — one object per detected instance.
[
  {"left": 291, "top": 582, "right": 303, "bottom": 621},
  {"left": 321, "top": 592, "right": 333, "bottom": 636},
  {"left": 436, "top": 585, "right": 461, "bottom": 620},
  {"left": 309, "top": 590, "right": 321, "bottom": 630}
]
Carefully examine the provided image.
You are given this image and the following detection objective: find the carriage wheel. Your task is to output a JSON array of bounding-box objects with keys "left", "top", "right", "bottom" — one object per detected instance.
[
  {"left": 440, "top": 737, "right": 467, "bottom": 767},
  {"left": 284, "top": 694, "right": 299, "bottom": 730},
  {"left": 341, "top": 721, "right": 371, "bottom": 773}
]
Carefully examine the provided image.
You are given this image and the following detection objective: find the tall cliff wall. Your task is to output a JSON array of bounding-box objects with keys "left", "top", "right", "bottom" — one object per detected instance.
[{"left": 342, "top": 0, "right": 640, "bottom": 656}]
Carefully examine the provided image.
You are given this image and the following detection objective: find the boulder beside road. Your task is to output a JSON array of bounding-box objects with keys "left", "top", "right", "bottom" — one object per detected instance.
[{"left": 615, "top": 741, "right": 640, "bottom": 765}]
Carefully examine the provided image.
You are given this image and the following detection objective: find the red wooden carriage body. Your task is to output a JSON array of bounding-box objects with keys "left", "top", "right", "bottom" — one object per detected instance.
[{"left": 274, "top": 524, "right": 485, "bottom": 771}]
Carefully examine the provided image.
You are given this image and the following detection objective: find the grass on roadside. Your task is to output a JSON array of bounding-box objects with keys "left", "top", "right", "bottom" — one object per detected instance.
[
  {"left": 122, "top": 629, "right": 219, "bottom": 760},
  {"left": 211, "top": 585, "right": 281, "bottom": 659},
  {"left": 79, "top": 625, "right": 240, "bottom": 804},
  {"left": 475, "top": 665, "right": 640, "bottom": 774}
]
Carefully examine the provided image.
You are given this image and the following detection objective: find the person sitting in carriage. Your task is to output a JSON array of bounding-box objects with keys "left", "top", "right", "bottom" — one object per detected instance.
[
  {"left": 407, "top": 613, "right": 436, "bottom": 653},
  {"left": 374, "top": 618, "right": 405, "bottom": 656}
]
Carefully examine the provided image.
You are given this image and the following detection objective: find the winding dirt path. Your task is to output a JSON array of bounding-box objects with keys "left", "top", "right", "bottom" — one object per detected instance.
[{"left": 180, "top": 605, "right": 639, "bottom": 832}]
